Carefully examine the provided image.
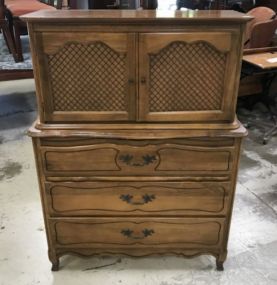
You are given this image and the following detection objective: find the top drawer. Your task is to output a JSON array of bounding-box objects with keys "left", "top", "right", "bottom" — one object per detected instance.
[{"left": 39, "top": 138, "right": 236, "bottom": 178}]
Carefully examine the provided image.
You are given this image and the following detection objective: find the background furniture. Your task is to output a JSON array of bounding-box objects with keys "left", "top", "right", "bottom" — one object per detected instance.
[
  {"left": 239, "top": 6, "right": 277, "bottom": 95},
  {"left": 240, "top": 48, "right": 277, "bottom": 143},
  {"left": 0, "top": 0, "right": 17, "bottom": 61},
  {"left": 23, "top": 10, "right": 249, "bottom": 271},
  {"left": 88, "top": 0, "right": 140, "bottom": 9},
  {"left": 244, "top": 6, "right": 276, "bottom": 48},
  {"left": 238, "top": 6, "right": 277, "bottom": 143},
  {"left": 5, "top": 0, "right": 62, "bottom": 62},
  {"left": 247, "top": 18, "right": 277, "bottom": 48},
  {"left": 212, "top": 0, "right": 277, "bottom": 12},
  {"left": 88, "top": 0, "right": 117, "bottom": 9},
  {"left": 40, "top": 0, "right": 63, "bottom": 9},
  {"left": 0, "top": 0, "right": 33, "bottom": 81},
  {"left": 141, "top": 0, "right": 157, "bottom": 9},
  {"left": 177, "top": 0, "right": 213, "bottom": 10},
  {"left": 256, "top": 0, "right": 277, "bottom": 12}
]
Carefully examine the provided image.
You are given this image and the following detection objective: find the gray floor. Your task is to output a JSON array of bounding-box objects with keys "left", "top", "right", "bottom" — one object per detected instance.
[{"left": 0, "top": 79, "right": 276, "bottom": 285}]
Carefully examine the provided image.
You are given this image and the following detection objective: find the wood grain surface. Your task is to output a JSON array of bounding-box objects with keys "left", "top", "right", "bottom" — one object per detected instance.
[{"left": 26, "top": 11, "right": 247, "bottom": 271}]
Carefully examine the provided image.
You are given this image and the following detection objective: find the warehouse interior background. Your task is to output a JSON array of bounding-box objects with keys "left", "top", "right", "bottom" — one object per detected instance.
[{"left": 1, "top": 0, "right": 277, "bottom": 284}]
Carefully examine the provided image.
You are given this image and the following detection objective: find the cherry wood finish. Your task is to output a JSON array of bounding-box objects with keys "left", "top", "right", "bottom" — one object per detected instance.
[{"left": 24, "top": 10, "right": 249, "bottom": 272}]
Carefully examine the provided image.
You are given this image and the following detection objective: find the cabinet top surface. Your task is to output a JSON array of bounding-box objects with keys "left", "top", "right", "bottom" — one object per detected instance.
[{"left": 21, "top": 10, "right": 252, "bottom": 23}]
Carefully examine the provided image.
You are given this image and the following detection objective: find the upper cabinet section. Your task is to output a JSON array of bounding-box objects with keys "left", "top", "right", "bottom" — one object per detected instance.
[{"left": 23, "top": 10, "right": 251, "bottom": 124}]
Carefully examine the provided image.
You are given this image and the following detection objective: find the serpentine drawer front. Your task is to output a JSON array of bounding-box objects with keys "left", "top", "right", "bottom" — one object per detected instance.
[
  {"left": 45, "top": 181, "right": 231, "bottom": 217},
  {"left": 50, "top": 218, "right": 225, "bottom": 248},
  {"left": 40, "top": 141, "right": 235, "bottom": 177},
  {"left": 24, "top": 10, "right": 250, "bottom": 271}
]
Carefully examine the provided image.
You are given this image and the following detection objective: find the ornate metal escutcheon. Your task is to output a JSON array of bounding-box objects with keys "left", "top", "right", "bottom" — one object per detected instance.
[
  {"left": 120, "top": 194, "right": 156, "bottom": 205},
  {"left": 119, "top": 154, "right": 157, "bottom": 167},
  {"left": 121, "top": 228, "right": 155, "bottom": 240}
]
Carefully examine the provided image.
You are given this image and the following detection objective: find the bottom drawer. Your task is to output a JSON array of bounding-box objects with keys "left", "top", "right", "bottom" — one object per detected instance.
[{"left": 50, "top": 218, "right": 225, "bottom": 249}]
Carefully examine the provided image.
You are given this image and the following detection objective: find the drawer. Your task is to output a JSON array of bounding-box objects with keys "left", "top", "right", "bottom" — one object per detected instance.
[
  {"left": 40, "top": 140, "right": 235, "bottom": 177},
  {"left": 46, "top": 181, "right": 230, "bottom": 216},
  {"left": 50, "top": 217, "right": 225, "bottom": 249}
]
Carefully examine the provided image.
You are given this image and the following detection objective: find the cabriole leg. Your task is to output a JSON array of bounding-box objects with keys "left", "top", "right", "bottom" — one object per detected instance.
[
  {"left": 49, "top": 250, "right": 59, "bottom": 271},
  {"left": 216, "top": 260, "right": 224, "bottom": 271},
  {"left": 51, "top": 260, "right": 60, "bottom": 272},
  {"left": 216, "top": 250, "right": 227, "bottom": 271}
]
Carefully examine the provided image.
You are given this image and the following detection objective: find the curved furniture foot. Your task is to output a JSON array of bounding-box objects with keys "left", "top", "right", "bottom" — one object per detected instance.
[
  {"left": 49, "top": 249, "right": 59, "bottom": 271},
  {"left": 216, "top": 260, "right": 224, "bottom": 271},
  {"left": 51, "top": 261, "right": 60, "bottom": 271}
]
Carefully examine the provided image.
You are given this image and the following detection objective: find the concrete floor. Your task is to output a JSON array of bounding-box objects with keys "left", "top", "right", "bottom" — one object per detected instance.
[{"left": 0, "top": 79, "right": 277, "bottom": 285}]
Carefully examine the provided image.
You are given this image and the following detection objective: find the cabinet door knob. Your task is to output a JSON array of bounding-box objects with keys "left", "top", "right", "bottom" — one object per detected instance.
[
  {"left": 140, "top": 77, "right": 146, "bottom": 84},
  {"left": 128, "top": 79, "right": 135, "bottom": 84}
]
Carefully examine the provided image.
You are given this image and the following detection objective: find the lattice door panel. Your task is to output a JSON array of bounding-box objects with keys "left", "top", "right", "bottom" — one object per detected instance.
[
  {"left": 148, "top": 41, "right": 227, "bottom": 113},
  {"left": 47, "top": 42, "right": 128, "bottom": 113}
]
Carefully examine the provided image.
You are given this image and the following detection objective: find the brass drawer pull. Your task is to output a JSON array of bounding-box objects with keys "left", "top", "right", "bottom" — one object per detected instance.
[
  {"left": 121, "top": 228, "right": 155, "bottom": 240},
  {"left": 119, "top": 154, "right": 157, "bottom": 167},
  {"left": 120, "top": 194, "right": 156, "bottom": 205}
]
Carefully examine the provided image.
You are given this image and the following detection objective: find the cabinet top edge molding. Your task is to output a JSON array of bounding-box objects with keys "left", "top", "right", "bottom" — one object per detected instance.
[
  {"left": 28, "top": 120, "right": 247, "bottom": 139},
  {"left": 21, "top": 10, "right": 253, "bottom": 24}
]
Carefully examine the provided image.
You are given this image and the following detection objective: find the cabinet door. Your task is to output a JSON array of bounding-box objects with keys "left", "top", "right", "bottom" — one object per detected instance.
[
  {"left": 35, "top": 32, "right": 136, "bottom": 122},
  {"left": 138, "top": 32, "right": 241, "bottom": 122}
]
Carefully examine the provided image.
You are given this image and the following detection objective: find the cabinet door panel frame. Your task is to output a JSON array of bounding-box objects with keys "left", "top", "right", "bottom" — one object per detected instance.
[
  {"left": 34, "top": 32, "right": 137, "bottom": 122},
  {"left": 138, "top": 31, "right": 241, "bottom": 122}
]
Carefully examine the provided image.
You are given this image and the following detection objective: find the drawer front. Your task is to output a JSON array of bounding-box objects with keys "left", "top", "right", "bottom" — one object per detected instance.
[
  {"left": 41, "top": 141, "right": 234, "bottom": 177},
  {"left": 50, "top": 218, "right": 225, "bottom": 248},
  {"left": 46, "top": 181, "right": 230, "bottom": 216}
]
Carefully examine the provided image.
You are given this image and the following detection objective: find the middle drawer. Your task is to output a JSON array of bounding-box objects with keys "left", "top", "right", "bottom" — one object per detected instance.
[{"left": 45, "top": 181, "right": 230, "bottom": 217}]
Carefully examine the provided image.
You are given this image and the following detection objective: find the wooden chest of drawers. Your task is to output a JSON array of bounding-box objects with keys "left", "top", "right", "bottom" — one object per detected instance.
[{"left": 23, "top": 10, "right": 250, "bottom": 271}]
